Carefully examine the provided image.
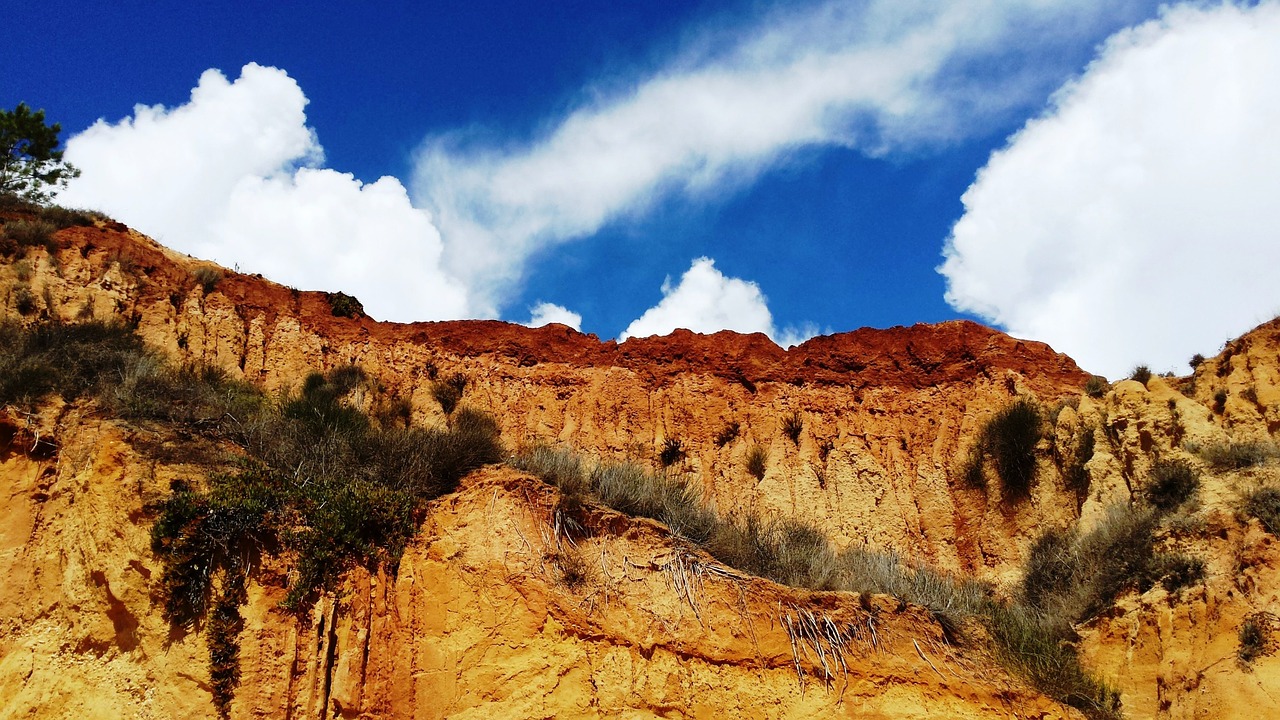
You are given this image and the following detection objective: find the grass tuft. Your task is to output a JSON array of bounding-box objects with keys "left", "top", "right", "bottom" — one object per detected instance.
[
  {"left": 192, "top": 265, "right": 223, "bottom": 294},
  {"left": 746, "top": 443, "right": 768, "bottom": 480},
  {"left": 714, "top": 421, "right": 740, "bottom": 447},
  {"left": 782, "top": 410, "right": 804, "bottom": 444},
  {"left": 1239, "top": 616, "right": 1270, "bottom": 664}
]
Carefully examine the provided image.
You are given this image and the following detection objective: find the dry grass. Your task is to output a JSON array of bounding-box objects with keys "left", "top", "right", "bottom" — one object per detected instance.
[
  {"left": 513, "top": 442, "right": 1122, "bottom": 718},
  {"left": 1195, "top": 440, "right": 1278, "bottom": 470},
  {"left": 746, "top": 443, "right": 769, "bottom": 480}
]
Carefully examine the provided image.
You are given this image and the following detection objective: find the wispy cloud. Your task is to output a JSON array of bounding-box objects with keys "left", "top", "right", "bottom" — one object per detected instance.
[
  {"left": 940, "top": 1, "right": 1280, "bottom": 377},
  {"left": 413, "top": 0, "right": 1156, "bottom": 316},
  {"left": 55, "top": 1, "right": 1167, "bottom": 348}
]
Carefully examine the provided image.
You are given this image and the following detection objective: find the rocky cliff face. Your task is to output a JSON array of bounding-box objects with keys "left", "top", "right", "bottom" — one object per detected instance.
[{"left": 2, "top": 213, "right": 1278, "bottom": 719}]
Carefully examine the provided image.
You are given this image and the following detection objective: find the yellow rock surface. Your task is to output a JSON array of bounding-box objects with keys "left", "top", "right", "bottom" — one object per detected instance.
[{"left": 3, "top": 213, "right": 1280, "bottom": 718}]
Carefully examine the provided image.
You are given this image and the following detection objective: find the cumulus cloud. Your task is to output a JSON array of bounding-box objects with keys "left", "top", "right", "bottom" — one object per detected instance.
[
  {"left": 414, "top": 0, "right": 1156, "bottom": 313},
  {"left": 619, "top": 258, "right": 813, "bottom": 347},
  {"left": 60, "top": 63, "right": 470, "bottom": 322},
  {"left": 525, "top": 302, "right": 582, "bottom": 331},
  {"left": 940, "top": 2, "right": 1280, "bottom": 377}
]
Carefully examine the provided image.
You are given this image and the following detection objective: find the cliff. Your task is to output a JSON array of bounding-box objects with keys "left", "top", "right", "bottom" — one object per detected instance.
[{"left": 2, "top": 210, "right": 1278, "bottom": 718}]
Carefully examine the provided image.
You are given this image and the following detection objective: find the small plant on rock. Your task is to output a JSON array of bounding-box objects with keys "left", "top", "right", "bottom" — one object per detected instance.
[
  {"left": 659, "top": 437, "right": 684, "bottom": 467},
  {"left": 1243, "top": 486, "right": 1280, "bottom": 536},
  {"left": 1130, "top": 365, "right": 1152, "bottom": 386},
  {"left": 782, "top": 410, "right": 803, "bottom": 444},
  {"left": 1143, "top": 459, "right": 1200, "bottom": 513},
  {"left": 1239, "top": 616, "right": 1270, "bottom": 664},
  {"left": 326, "top": 291, "right": 364, "bottom": 318},
  {"left": 192, "top": 265, "right": 223, "bottom": 294},
  {"left": 746, "top": 444, "right": 768, "bottom": 480},
  {"left": 714, "top": 421, "right": 740, "bottom": 447},
  {"left": 432, "top": 372, "right": 467, "bottom": 414},
  {"left": 977, "top": 398, "right": 1042, "bottom": 498},
  {"left": 1213, "top": 389, "right": 1228, "bottom": 414}
]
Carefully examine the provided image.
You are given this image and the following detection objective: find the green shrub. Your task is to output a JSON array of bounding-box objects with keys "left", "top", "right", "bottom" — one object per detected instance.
[
  {"left": 1073, "top": 506, "right": 1159, "bottom": 620},
  {"left": 1143, "top": 459, "right": 1200, "bottom": 513},
  {"left": 0, "top": 192, "right": 38, "bottom": 213},
  {"left": 1243, "top": 486, "right": 1280, "bottom": 536},
  {"left": 149, "top": 363, "right": 504, "bottom": 608},
  {"left": 552, "top": 549, "right": 590, "bottom": 589},
  {"left": 516, "top": 445, "right": 594, "bottom": 540},
  {"left": 962, "top": 445, "right": 986, "bottom": 489},
  {"left": 150, "top": 476, "right": 278, "bottom": 626},
  {"left": 512, "top": 445, "right": 588, "bottom": 491},
  {"left": 782, "top": 410, "right": 803, "bottom": 444},
  {"left": 1084, "top": 375, "right": 1109, "bottom": 398},
  {"left": 1189, "top": 353, "right": 1205, "bottom": 369},
  {"left": 980, "top": 398, "right": 1041, "bottom": 498},
  {"left": 1130, "top": 365, "right": 1152, "bottom": 386},
  {"left": 746, "top": 443, "right": 768, "bottom": 480},
  {"left": 103, "top": 358, "right": 264, "bottom": 432},
  {"left": 208, "top": 572, "right": 246, "bottom": 719},
  {"left": 708, "top": 515, "right": 836, "bottom": 589},
  {"left": 590, "top": 462, "right": 716, "bottom": 543},
  {"left": 326, "top": 291, "right": 364, "bottom": 318},
  {"left": 1197, "top": 440, "right": 1278, "bottom": 470},
  {"left": 1021, "top": 527, "right": 1078, "bottom": 611}
]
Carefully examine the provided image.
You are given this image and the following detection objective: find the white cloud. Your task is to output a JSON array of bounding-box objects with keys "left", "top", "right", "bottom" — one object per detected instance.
[
  {"left": 414, "top": 0, "right": 1157, "bottom": 314},
  {"left": 940, "top": 1, "right": 1280, "bottom": 377},
  {"left": 619, "top": 257, "right": 814, "bottom": 347},
  {"left": 60, "top": 63, "right": 470, "bottom": 322},
  {"left": 525, "top": 302, "right": 582, "bottom": 331}
]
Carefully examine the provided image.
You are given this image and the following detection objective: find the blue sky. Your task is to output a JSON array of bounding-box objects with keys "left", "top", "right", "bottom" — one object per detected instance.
[{"left": 5, "top": 1, "right": 1280, "bottom": 377}]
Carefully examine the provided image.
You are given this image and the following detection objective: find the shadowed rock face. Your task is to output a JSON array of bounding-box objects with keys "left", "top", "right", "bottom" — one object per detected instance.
[{"left": 3, "top": 213, "right": 1279, "bottom": 718}]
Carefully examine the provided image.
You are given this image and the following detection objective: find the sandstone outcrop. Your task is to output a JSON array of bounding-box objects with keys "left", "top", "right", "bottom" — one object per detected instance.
[{"left": 2, "top": 212, "right": 1279, "bottom": 718}]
